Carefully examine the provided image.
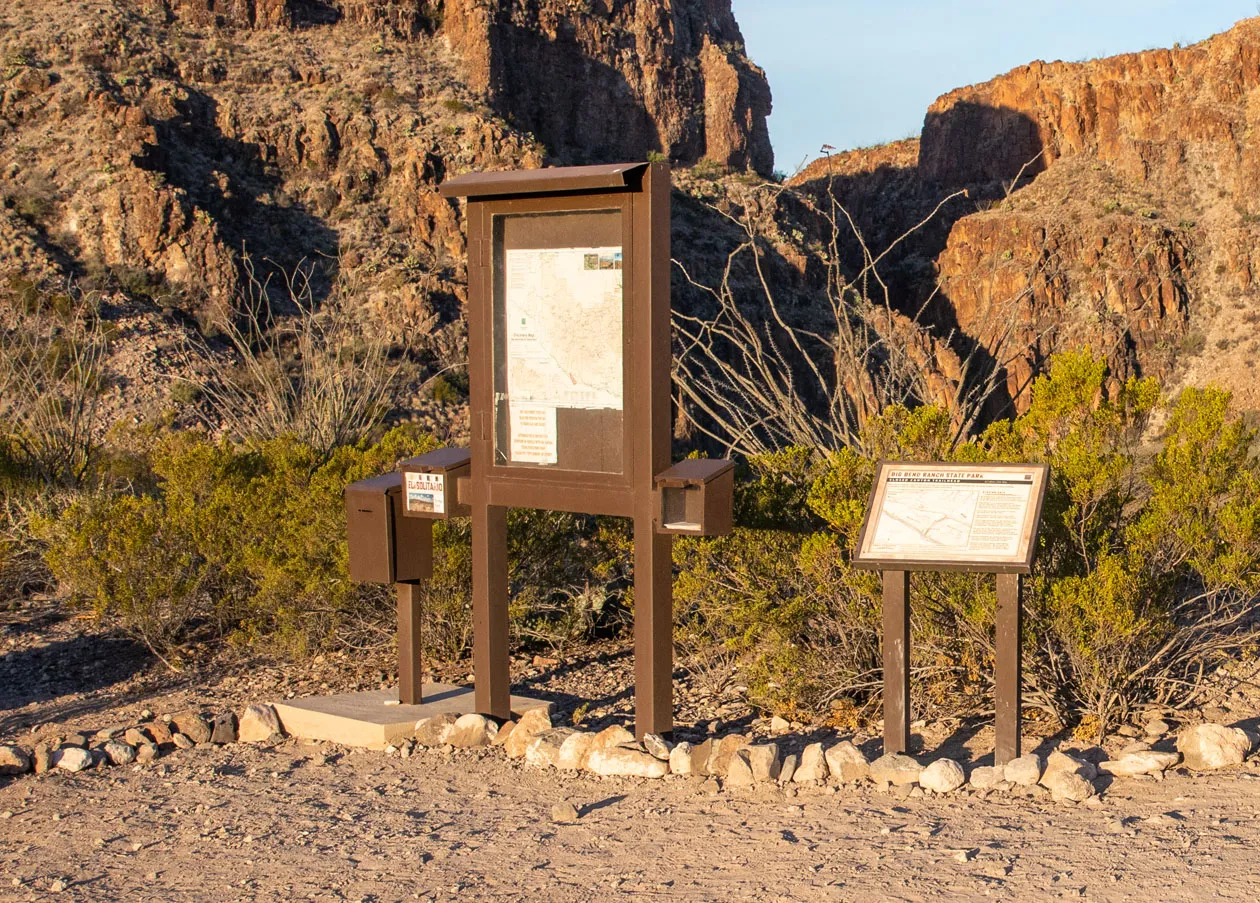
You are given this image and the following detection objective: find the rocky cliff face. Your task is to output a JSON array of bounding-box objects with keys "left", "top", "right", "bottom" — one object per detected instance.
[
  {"left": 153, "top": 0, "right": 773, "bottom": 173},
  {"left": 794, "top": 17, "right": 1260, "bottom": 412},
  {"left": 0, "top": 0, "right": 773, "bottom": 431},
  {"left": 441, "top": 0, "right": 773, "bottom": 174}
]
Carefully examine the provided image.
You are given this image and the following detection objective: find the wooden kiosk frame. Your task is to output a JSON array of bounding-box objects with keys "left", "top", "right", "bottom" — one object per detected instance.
[
  {"left": 441, "top": 162, "right": 683, "bottom": 738},
  {"left": 854, "top": 461, "right": 1049, "bottom": 766}
]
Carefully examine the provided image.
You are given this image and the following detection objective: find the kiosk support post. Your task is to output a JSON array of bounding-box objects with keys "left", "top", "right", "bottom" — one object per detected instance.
[
  {"left": 995, "top": 572, "right": 1023, "bottom": 765},
  {"left": 633, "top": 518, "right": 673, "bottom": 737},
  {"left": 882, "top": 570, "right": 912, "bottom": 755},
  {"left": 397, "top": 582, "right": 424, "bottom": 705},
  {"left": 472, "top": 501, "right": 512, "bottom": 720}
]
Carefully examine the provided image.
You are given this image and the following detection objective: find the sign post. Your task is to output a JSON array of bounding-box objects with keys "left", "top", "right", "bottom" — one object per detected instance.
[{"left": 854, "top": 462, "right": 1049, "bottom": 766}]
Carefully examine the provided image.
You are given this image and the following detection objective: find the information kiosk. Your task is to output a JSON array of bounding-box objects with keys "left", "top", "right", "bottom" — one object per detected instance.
[{"left": 346, "top": 162, "right": 733, "bottom": 739}]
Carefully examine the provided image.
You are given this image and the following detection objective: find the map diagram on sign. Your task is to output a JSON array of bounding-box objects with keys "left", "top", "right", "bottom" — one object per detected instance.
[
  {"left": 875, "top": 488, "right": 980, "bottom": 550},
  {"left": 504, "top": 246, "right": 623, "bottom": 411}
]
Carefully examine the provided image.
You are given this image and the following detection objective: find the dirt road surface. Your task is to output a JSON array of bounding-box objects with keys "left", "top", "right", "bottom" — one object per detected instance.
[{"left": 3, "top": 738, "right": 1260, "bottom": 902}]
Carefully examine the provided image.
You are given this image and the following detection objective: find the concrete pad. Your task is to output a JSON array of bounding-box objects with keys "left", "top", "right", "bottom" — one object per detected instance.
[{"left": 272, "top": 685, "right": 553, "bottom": 750}]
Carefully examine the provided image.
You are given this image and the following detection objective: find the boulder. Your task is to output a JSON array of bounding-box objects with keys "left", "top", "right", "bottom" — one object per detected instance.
[
  {"left": 1003, "top": 754, "right": 1042, "bottom": 786},
  {"left": 706, "top": 734, "right": 748, "bottom": 777},
  {"left": 1048, "top": 750, "right": 1098, "bottom": 781},
  {"left": 1176, "top": 723, "right": 1252, "bottom": 771},
  {"left": 725, "top": 751, "right": 756, "bottom": 788},
  {"left": 742, "top": 744, "right": 781, "bottom": 782},
  {"left": 238, "top": 705, "right": 283, "bottom": 743},
  {"left": 53, "top": 747, "right": 93, "bottom": 772},
  {"left": 792, "top": 743, "right": 828, "bottom": 782},
  {"left": 525, "top": 728, "right": 575, "bottom": 768},
  {"left": 1040, "top": 751, "right": 1097, "bottom": 802},
  {"left": 1099, "top": 751, "right": 1181, "bottom": 778},
  {"left": 778, "top": 753, "right": 798, "bottom": 784},
  {"left": 172, "top": 733, "right": 194, "bottom": 750},
  {"left": 968, "top": 765, "right": 1002, "bottom": 789},
  {"left": 123, "top": 728, "right": 149, "bottom": 748},
  {"left": 770, "top": 715, "right": 791, "bottom": 735},
  {"left": 643, "top": 733, "right": 672, "bottom": 761},
  {"left": 0, "top": 745, "right": 32, "bottom": 776},
  {"left": 919, "top": 758, "right": 965, "bottom": 793},
  {"left": 1144, "top": 719, "right": 1171, "bottom": 737},
  {"left": 824, "top": 741, "right": 869, "bottom": 784},
  {"left": 586, "top": 747, "right": 669, "bottom": 778},
  {"left": 103, "top": 741, "right": 136, "bottom": 766},
  {"left": 688, "top": 738, "right": 714, "bottom": 776},
  {"left": 504, "top": 708, "right": 552, "bottom": 759},
  {"left": 557, "top": 732, "right": 599, "bottom": 771},
  {"left": 147, "top": 721, "right": 173, "bottom": 746},
  {"left": 445, "top": 713, "right": 494, "bottom": 748},
  {"left": 668, "top": 741, "right": 694, "bottom": 776},
  {"left": 869, "top": 753, "right": 922, "bottom": 787},
  {"left": 590, "top": 724, "right": 636, "bottom": 751},
  {"left": 492, "top": 721, "right": 516, "bottom": 748},
  {"left": 172, "top": 712, "right": 212, "bottom": 745},
  {"left": 211, "top": 713, "right": 238, "bottom": 745},
  {"left": 550, "top": 802, "right": 580, "bottom": 824}
]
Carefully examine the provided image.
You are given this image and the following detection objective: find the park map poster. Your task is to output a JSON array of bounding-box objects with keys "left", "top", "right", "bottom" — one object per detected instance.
[{"left": 502, "top": 245, "right": 624, "bottom": 465}]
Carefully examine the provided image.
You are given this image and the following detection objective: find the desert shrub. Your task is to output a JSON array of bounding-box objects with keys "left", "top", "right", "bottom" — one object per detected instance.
[
  {"left": 39, "top": 424, "right": 631, "bottom": 663},
  {"left": 41, "top": 426, "right": 436, "bottom": 659},
  {"left": 674, "top": 351, "right": 1260, "bottom": 733},
  {"left": 190, "top": 258, "right": 400, "bottom": 457}
]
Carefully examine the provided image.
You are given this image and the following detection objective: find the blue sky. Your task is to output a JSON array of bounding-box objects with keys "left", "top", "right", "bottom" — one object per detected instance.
[{"left": 731, "top": 1, "right": 1256, "bottom": 174}]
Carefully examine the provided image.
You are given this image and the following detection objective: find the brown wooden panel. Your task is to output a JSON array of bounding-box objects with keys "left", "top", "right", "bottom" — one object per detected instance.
[{"left": 440, "top": 162, "right": 648, "bottom": 199}]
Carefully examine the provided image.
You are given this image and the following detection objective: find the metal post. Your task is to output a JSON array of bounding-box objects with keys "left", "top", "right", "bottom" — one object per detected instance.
[
  {"left": 631, "top": 162, "right": 675, "bottom": 741},
  {"left": 472, "top": 502, "right": 511, "bottom": 720},
  {"left": 396, "top": 581, "right": 424, "bottom": 704},
  {"left": 995, "top": 572, "right": 1023, "bottom": 765},
  {"left": 882, "top": 570, "right": 911, "bottom": 755},
  {"left": 633, "top": 516, "right": 674, "bottom": 739}
]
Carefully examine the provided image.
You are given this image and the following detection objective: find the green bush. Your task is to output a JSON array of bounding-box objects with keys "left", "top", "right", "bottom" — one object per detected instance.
[
  {"left": 39, "top": 425, "right": 632, "bottom": 663},
  {"left": 672, "top": 351, "right": 1260, "bottom": 734}
]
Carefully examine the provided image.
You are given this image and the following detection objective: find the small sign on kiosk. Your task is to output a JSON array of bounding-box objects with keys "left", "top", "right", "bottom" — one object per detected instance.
[
  {"left": 400, "top": 448, "right": 472, "bottom": 519},
  {"left": 854, "top": 461, "right": 1049, "bottom": 766}
]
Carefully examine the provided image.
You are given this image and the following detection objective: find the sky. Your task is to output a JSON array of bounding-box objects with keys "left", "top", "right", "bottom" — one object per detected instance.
[{"left": 731, "top": 1, "right": 1257, "bottom": 175}]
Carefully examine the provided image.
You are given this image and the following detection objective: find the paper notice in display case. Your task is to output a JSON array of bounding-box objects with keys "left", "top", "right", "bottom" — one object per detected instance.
[
  {"left": 404, "top": 471, "right": 446, "bottom": 515},
  {"left": 509, "top": 403, "right": 558, "bottom": 464}
]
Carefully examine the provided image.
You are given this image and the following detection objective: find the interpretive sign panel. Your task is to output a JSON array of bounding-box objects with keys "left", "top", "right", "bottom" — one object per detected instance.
[{"left": 855, "top": 462, "right": 1049, "bottom": 573}]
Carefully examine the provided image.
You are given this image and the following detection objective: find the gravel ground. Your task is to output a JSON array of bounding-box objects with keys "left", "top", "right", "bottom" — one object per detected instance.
[{"left": 4, "top": 599, "right": 1260, "bottom": 902}]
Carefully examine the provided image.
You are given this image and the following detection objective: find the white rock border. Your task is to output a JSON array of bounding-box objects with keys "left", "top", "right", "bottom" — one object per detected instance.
[{"left": 5, "top": 705, "right": 1257, "bottom": 809}]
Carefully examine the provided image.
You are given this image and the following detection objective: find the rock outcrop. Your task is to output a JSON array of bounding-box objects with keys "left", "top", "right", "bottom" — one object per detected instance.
[
  {"left": 793, "top": 17, "right": 1260, "bottom": 413},
  {"left": 155, "top": 0, "right": 773, "bottom": 173}
]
